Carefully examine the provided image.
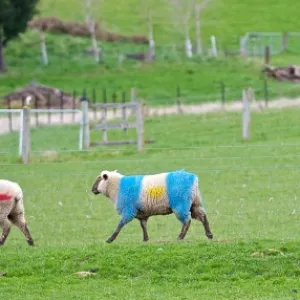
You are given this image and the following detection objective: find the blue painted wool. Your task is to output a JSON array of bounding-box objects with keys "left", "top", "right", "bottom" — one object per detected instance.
[
  {"left": 117, "top": 175, "right": 144, "bottom": 222},
  {"left": 166, "top": 170, "right": 196, "bottom": 223}
]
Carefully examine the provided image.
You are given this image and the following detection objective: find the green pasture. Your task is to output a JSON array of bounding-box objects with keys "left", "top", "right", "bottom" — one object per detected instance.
[
  {"left": 0, "top": 108, "right": 300, "bottom": 299},
  {"left": 2, "top": 0, "right": 300, "bottom": 103}
]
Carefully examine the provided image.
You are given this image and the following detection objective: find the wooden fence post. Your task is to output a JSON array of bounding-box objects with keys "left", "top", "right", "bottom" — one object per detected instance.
[
  {"left": 220, "top": 81, "right": 226, "bottom": 106},
  {"left": 130, "top": 88, "right": 136, "bottom": 116},
  {"left": 265, "top": 46, "right": 270, "bottom": 65},
  {"left": 112, "top": 92, "right": 117, "bottom": 116},
  {"left": 122, "top": 91, "right": 128, "bottom": 133},
  {"left": 101, "top": 106, "right": 108, "bottom": 144},
  {"left": 92, "top": 88, "right": 97, "bottom": 121},
  {"left": 136, "top": 101, "right": 144, "bottom": 152},
  {"left": 60, "top": 91, "right": 64, "bottom": 124},
  {"left": 34, "top": 95, "right": 39, "bottom": 127},
  {"left": 264, "top": 79, "right": 269, "bottom": 107},
  {"left": 242, "top": 88, "right": 251, "bottom": 141},
  {"left": 81, "top": 98, "right": 90, "bottom": 150},
  {"left": 7, "top": 98, "right": 12, "bottom": 132},
  {"left": 282, "top": 32, "right": 289, "bottom": 52},
  {"left": 21, "top": 107, "right": 31, "bottom": 164},
  {"left": 176, "top": 85, "right": 183, "bottom": 114}
]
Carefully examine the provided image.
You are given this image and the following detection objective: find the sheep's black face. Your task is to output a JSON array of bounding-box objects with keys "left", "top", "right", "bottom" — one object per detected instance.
[
  {"left": 92, "top": 186, "right": 100, "bottom": 195},
  {"left": 92, "top": 176, "right": 101, "bottom": 195},
  {"left": 91, "top": 173, "right": 108, "bottom": 195},
  {"left": 92, "top": 178, "right": 101, "bottom": 194}
]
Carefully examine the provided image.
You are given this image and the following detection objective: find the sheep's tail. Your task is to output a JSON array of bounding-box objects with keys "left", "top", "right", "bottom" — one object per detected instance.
[
  {"left": 190, "top": 177, "right": 213, "bottom": 239},
  {"left": 191, "top": 189, "right": 206, "bottom": 217}
]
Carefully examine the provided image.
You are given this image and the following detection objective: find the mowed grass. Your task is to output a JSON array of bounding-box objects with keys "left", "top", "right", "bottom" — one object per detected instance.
[{"left": 1, "top": 108, "right": 300, "bottom": 299}]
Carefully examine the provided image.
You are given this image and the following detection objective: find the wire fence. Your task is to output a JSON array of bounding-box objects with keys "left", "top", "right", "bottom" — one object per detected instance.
[
  {"left": 240, "top": 32, "right": 300, "bottom": 56},
  {"left": 5, "top": 30, "right": 300, "bottom": 73},
  {"left": 2, "top": 76, "right": 297, "bottom": 125},
  {"left": 1, "top": 91, "right": 299, "bottom": 153}
]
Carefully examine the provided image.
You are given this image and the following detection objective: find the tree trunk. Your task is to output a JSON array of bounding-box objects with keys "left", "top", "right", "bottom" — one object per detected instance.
[
  {"left": 184, "top": 24, "right": 193, "bottom": 58},
  {"left": 195, "top": 3, "right": 202, "bottom": 55},
  {"left": 90, "top": 25, "right": 100, "bottom": 63},
  {"left": 0, "top": 42, "right": 5, "bottom": 73},
  {"left": 40, "top": 33, "right": 48, "bottom": 65},
  {"left": 147, "top": 12, "right": 155, "bottom": 60}
]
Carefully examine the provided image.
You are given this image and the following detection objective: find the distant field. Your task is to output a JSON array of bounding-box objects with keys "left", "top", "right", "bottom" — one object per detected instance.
[
  {"left": 38, "top": 0, "right": 300, "bottom": 46},
  {"left": 1, "top": 108, "right": 300, "bottom": 299},
  {"left": 2, "top": 0, "right": 300, "bottom": 104}
]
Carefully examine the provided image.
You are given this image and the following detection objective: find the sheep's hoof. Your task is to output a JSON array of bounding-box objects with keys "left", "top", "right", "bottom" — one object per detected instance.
[
  {"left": 27, "top": 239, "right": 34, "bottom": 246},
  {"left": 143, "top": 238, "right": 149, "bottom": 242},
  {"left": 206, "top": 233, "right": 213, "bottom": 239},
  {"left": 106, "top": 238, "right": 114, "bottom": 243}
]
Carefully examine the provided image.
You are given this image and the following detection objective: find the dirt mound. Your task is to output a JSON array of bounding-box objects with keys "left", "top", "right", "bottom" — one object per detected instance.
[
  {"left": 264, "top": 64, "right": 300, "bottom": 82},
  {"left": 28, "top": 17, "right": 148, "bottom": 44},
  {"left": 3, "top": 83, "right": 79, "bottom": 109}
]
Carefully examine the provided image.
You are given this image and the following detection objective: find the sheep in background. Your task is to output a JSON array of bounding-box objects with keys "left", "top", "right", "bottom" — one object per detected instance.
[
  {"left": 91, "top": 169, "right": 213, "bottom": 243},
  {"left": 0, "top": 180, "right": 34, "bottom": 246}
]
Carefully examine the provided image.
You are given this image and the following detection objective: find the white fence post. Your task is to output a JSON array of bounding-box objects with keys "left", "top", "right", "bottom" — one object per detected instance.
[
  {"left": 136, "top": 101, "right": 144, "bottom": 152},
  {"left": 130, "top": 88, "right": 136, "bottom": 117},
  {"left": 242, "top": 88, "right": 251, "bottom": 140},
  {"left": 101, "top": 107, "right": 108, "bottom": 143},
  {"left": 18, "top": 109, "right": 24, "bottom": 156},
  {"left": 130, "top": 88, "right": 136, "bottom": 102},
  {"left": 211, "top": 35, "right": 218, "bottom": 57},
  {"left": 185, "top": 38, "right": 193, "bottom": 58},
  {"left": 81, "top": 99, "right": 90, "bottom": 150},
  {"left": 21, "top": 107, "right": 30, "bottom": 164}
]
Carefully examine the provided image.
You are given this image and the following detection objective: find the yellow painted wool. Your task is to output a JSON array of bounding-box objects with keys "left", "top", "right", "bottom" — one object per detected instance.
[{"left": 146, "top": 186, "right": 166, "bottom": 199}]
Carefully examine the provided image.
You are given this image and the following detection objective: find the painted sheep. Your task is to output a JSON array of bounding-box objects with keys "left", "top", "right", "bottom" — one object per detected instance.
[
  {"left": 91, "top": 169, "right": 213, "bottom": 243},
  {"left": 0, "top": 180, "right": 34, "bottom": 246}
]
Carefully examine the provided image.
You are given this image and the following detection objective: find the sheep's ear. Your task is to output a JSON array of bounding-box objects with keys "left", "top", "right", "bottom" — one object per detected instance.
[
  {"left": 113, "top": 169, "right": 118, "bottom": 173},
  {"left": 103, "top": 174, "right": 108, "bottom": 180}
]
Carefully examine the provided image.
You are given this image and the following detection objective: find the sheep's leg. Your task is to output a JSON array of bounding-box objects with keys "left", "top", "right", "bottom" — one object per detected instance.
[
  {"left": 106, "top": 219, "right": 128, "bottom": 243},
  {"left": 174, "top": 210, "right": 191, "bottom": 240},
  {"left": 10, "top": 214, "right": 34, "bottom": 246},
  {"left": 201, "top": 214, "right": 213, "bottom": 239},
  {"left": 178, "top": 219, "right": 191, "bottom": 240},
  {"left": 191, "top": 205, "right": 213, "bottom": 239},
  {"left": 139, "top": 217, "right": 149, "bottom": 242},
  {"left": 0, "top": 218, "right": 12, "bottom": 246}
]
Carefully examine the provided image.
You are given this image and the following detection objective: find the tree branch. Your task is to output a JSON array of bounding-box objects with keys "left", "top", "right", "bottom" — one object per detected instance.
[{"left": 199, "top": 0, "right": 211, "bottom": 11}]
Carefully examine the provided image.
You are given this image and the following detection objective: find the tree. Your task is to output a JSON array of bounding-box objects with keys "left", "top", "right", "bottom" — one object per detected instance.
[
  {"left": 168, "top": 0, "right": 194, "bottom": 58},
  {"left": 194, "top": 0, "right": 212, "bottom": 55},
  {"left": 0, "top": 0, "right": 39, "bottom": 72},
  {"left": 83, "top": 0, "right": 102, "bottom": 63},
  {"left": 141, "top": 0, "right": 156, "bottom": 60}
]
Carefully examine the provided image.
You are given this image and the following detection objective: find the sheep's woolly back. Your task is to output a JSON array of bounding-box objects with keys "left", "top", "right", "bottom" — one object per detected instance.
[
  {"left": 114, "top": 170, "right": 199, "bottom": 222},
  {"left": 0, "top": 180, "right": 23, "bottom": 201},
  {"left": 140, "top": 172, "right": 170, "bottom": 214}
]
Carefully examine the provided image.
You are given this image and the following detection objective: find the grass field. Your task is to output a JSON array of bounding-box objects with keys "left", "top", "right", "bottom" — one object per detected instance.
[
  {"left": 38, "top": 0, "right": 300, "bottom": 46},
  {"left": 1, "top": 107, "right": 300, "bottom": 299},
  {"left": 2, "top": 0, "right": 300, "bottom": 103}
]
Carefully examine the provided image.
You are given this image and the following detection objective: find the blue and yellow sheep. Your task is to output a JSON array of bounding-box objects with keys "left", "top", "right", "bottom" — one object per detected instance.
[{"left": 91, "top": 169, "right": 213, "bottom": 243}]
